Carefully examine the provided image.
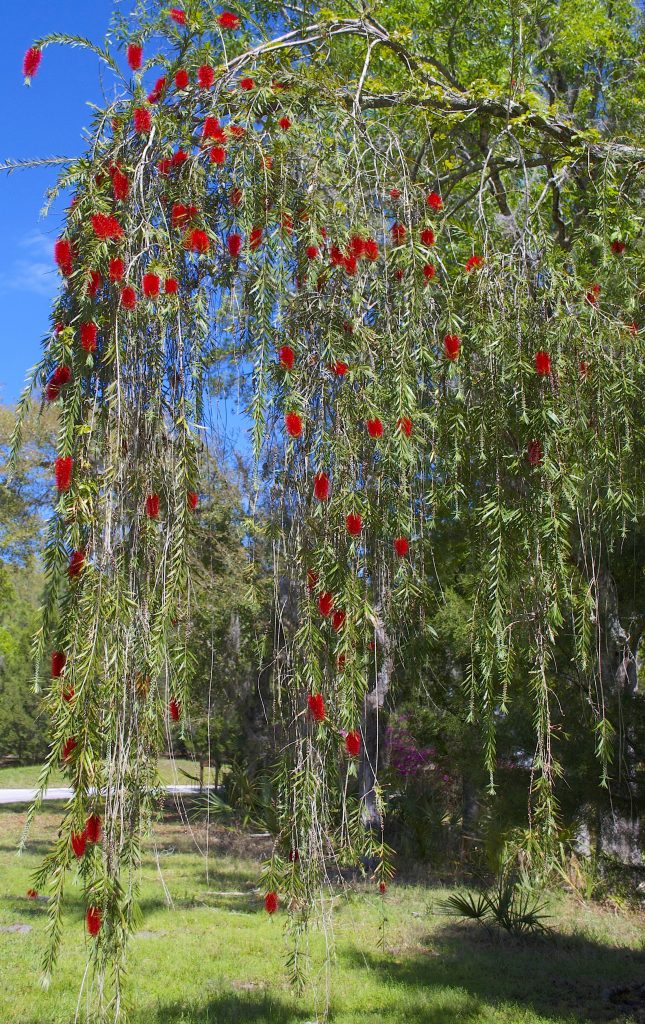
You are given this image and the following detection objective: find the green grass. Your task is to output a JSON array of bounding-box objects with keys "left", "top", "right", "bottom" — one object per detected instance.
[
  {"left": 0, "top": 803, "right": 643, "bottom": 1024},
  {"left": 0, "top": 758, "right": 217, "bottom": 789}
]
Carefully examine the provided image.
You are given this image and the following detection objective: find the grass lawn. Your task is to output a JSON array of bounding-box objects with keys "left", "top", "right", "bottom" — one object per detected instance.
[
  {"left": 0, "top": 802, "right": 643, "bottom": 1024},
  {"left": 0, "top": 757, "right": 218, "bottom": 789}
]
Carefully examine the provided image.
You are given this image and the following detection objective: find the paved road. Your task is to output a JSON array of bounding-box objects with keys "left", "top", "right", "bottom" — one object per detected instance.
[{"left": 0, "top": 785, "right": 205, "bottom": 805}]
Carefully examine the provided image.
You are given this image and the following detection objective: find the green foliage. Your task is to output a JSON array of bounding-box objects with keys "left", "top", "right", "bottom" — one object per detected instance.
[{"left": 442, "top": 873, "right": 551, "bottom": 936}]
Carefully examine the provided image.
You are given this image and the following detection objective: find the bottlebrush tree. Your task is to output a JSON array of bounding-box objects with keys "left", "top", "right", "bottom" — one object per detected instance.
[{"left": 9, "top": 0, "right": 644, "bottom": 1015}]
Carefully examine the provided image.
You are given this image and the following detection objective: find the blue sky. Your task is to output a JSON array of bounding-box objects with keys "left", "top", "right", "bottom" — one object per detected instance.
[{"left": 1, "top": 1, "right": 249, "bottom": 451}]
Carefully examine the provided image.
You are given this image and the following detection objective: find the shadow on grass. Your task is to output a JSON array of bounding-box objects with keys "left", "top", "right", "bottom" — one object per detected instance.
[
  {"left": 341, "top": 920, "right": 645, "bottom": 1023},
  {"left": 148, "top": 992, "right": 298, "bottom": 1024}
]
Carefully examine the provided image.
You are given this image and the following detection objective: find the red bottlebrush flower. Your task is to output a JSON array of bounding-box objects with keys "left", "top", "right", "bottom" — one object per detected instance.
[
  {"left": 610, "top": 239, "right": 625, "bottom": 254},
  {"left": 393, "top": 536, "right": 409, "bottom": 557},
  {"left": 148, "top": 76, "right": 167, "bottom": 103},
  {"left": 87, "top": 270, "right": 102, "bottom": 298},
  {"left": 133, "top": 107, "right": 152, "bottom": 134},
  {"left": 145, "top": 494, "right": 160, "bottom": 519},
  {"left": 86, "top": 814, "right": 102, "bottom": 843},
  {"left": 170, "top": 8, "right": 187, "bottom": 25},
  {"left": 228, "top": 123, "right": 245, "bottom": 138},
  {"left": 364, "top": 238, "right": 379, "bottom": 261},
  {"left": 391, "top": 222, "right": 406, "bottom": 245},
  {"left": 249, "top": 227, "right": 263, "bottom": 250},
  {"left": 366, "top": 418, "right": 383, "bottom": 438},
  {"left": 217, "top": 10, "right": 240, "bottom": 29},
  {"left": 330, "top": 245, "right": 344, "bottom": 266},
  {"left": 127, "top": 44, "right": 143, "bottom": 71},
  {"left": 394, "top": 269, "right": 405, "bottom": 281},
  {"left": 111, "top": 169, "right": 129, "bottom": 201},
  {"left": 173, "top": 68, "right": 189, "bottom": 91},
  {"left": 109, "top": 258, "right": 125, "bottom": 282},
  {"left": 264, "top": 891, "right": 278, "bottom": 914},
  {"left": 54, "top": 239, "right": 73, "bottom": 276},
  {"left": 142, "top": 273, "right": 160, "bottom": 298},
  {"left": 26, "top": 889, "right": 38, "bottom": 899},
  {"left": 285, "top": 412, "right": 302, "bottom": 438},
  {"left": 187, "top": 491, "right": 199, "bottom": 510},
  {"left": 240, "top": 77, "right": 254, "bottom": 91},
  {"left": 346, "top": 512, "right": 362, "bottom": 536},
  {"left": 172, "top": 149, "right": 189, "bottom": 167},
  {"left": 227, "top": 233, "right": 243, "bottom": 259},
  {"left": 306, "top": 569, "right": 319, "bottom": 591},
  {"left": 169, "top": 698, "right": 181, "bottom": 721},
  {"left": 397, "top": 416, "right": 412, "bottom": 437},
  {"left": 198, "top": 65, "right": 215, "bottom": 89},
  {"left": 534, "top": 350, "right": 551, "bottom": 376},
  {"left": 345, "top": 730, "right": 361, "bottom": 757},
  {"left": 332, "top": 360, "right": 348, "bottom": 377},
  {"left": 63, "top": 685, "right": 75, "bottom": 702},
  {"left": 465, "top": 255, "right": 483, "bottom": 272},
  {"left": 306, "top": 245, "right": 319, "bottom": 260},
  {"left": 68, "top": 549, "right": 86, "bottom": 579},
  {"left": 210, "top": 145, "right": 226, "bottom": 164},
  {"left": 80, "top": 322, "right": 98, "bottom": 353},
  {"left": 313, "top": 472, "right": 330, "bottom": 500},
  {"left": 443, "top": 334, "right": 460, "bottom": 361},
  {"left": 343, "top": 255, "right": 357, "bottom": 276},
  {"left": 318, "top": 592, "right": 334, "bottom": 616},
  {"left": 171, "top": 203, "right": 192, "bottom": 227},
  {"left": 379, "top": 881, "right": 387, "bottom": 894},
  {"left": 423, "top": 263, "right": 436, "bottom": 281},
  {"left": 86, "top": 906, "right": 102, "bottom": 937},
  {"left": 45, "top": 365, "right": 72, "bottom": 402},
  {"left": 331, "top": 610, "right": 346, "bottom": 632},
  {"left": 121, "top": 285, "right": 137, "bottom": 309},
  {"left": 164, "top": 278, "right": 178, "bottom": 295},
  {"left": 278, "top": 116, "right": 291, "bottom": 131},
  {"left": 288, "top": 848, "right": 300, "bottom": 862},
  {"left": 91, "top": 213, "right": 123, "bottom": 240},
  {"left": 55, "top": 456, "right": 73, "bottom": 492},
  {"left": 185, "top": 228, "right": 210, "bottom": 254},
  {"left": 585, "top": 284, "right": 601, "bottom": 305},
  {"left": 157, "top": 157, "right": 173, "bottom": 176},
  {"left": 71, "top": 831, "right": 87, "bottom": 858},
  {"left": 203, "top": 116, "right": 225, "bottom": 141},
  {"left": 307, "top": 693, "right": 325, "bottom": 722},
  {"left": 426, "top": 190, "right": 443, "bottom": 211},
  {"left": 23, "top": 47, "right": 42, "bottom": 79},
  {"left": 230, "top": 187, "right": 243, "bottom": 208},
  {"left": 279, "top": 345, "right": 295, "bottom": 370},
  {"left": 420, "top": 227, "right": 435, "bottom": 247},
  {"left": 579, "top": 360, "right": 590, "bottom": 378},
  {"left": 62, "top": 737, "right": 76, "bottom": 762},
  {"left": 349, "top": 235, "right": 366, "bottom": 259},
  {"left": 527, "top": 440, "right": 543, "bottom": 466},
  {"left": 390, "top": 187, "right": 401, "bottom": 200},
  {"left": 51, "top": 651, "right": 67, "bottom": 677}
]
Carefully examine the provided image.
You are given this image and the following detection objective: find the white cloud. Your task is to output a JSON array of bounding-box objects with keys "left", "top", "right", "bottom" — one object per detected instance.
[{"left": 0, "top": 230, "right": 58, "bottom": 297}]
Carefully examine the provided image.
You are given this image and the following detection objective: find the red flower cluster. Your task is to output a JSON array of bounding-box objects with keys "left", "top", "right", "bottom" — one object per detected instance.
[
  {"left": 278, "top": 116, "right": 291, "bottom": 131},
  {"left": 426, "top": 191, "right": 443, "bottom": 211},
  {"left": 318, "top": 592, "right": 334, "bottom": 616},
  {"left": 127, "top": 44, "right": 143, "bottom": 71},
  {"left": 91, "top": 213, "right": 123, "bottom": 240},
  {"left": 133, "top": 107, "right": 152, "bottom": 134},
  {"left": 345, "top": 731, "right": 361, "bottom": 757},
  {"left": 390, "top": 222, "right": 406, "bottom": 245},
  {"left": 586, "top": 283, "right": 601, "bottom": 305},
  {"left": 86, "top": 906, "right": 102, "bottom": 937},
  {"left": 68, "top": 550, "right": 85, "bottom": 579},
  {"left": 185, "top": 228, "right": 210, "bottom": 254},
  {"left": 148, "top": 77, "right": 167, "bottom": 103},
  {"left": 444, "top": 334, "right": 460, "bottom": 361},
  {"left": 142, "top": 273, "right": 160, "bottom": 298},
  {"left": 62, "top": 737, "right": 76, "bottom": 762},
  {"left": 210, "top": 146, "right": 226, "bottom": 164},
  {"left": 71, "top": 831, "right": 87, "bottom": 858},
  {"left": 313, "top": 472, "right": 329, "bottom": 500},
  {"left": 111, "top": 167, "right": 129, "bottom": 201},
  {"left": 109, "top": 257, "right": 125, "bottom": 282},
  {"left": 397, "top": 416, "right": 412, "bottom": 437},
  {"left": 169, "top": 698, "right": 181, "bottom": 722},
  {"left": 217, "top": 11, "right": 240, "bottom": 29},
  {"left": 187, "top": 491, "right": 199, "bottom": 509},
  {"left": 55, "top": 456, "right": 73, "bottom": 492},
  {"left": 346, "top": 512, "right": 362, "bottom": 536},
  {"left": 169, "top": 7, "right": 187, "bottom": 24},
  {"left": 230, "top": 187, "right": 242, "bottom": 207},
  {"left": 308, "top": 693, "right": 325, "bottom": 722},
  {"left": 54, "top": 239, "right": 73, "bottom": 276},
  {"left": 393, "top": 537, "right": 409, "bottom": 557},
  {"left": 535, "top": 350, "right": 551, "bottom": 376},
  {"left": 145, "top": 494, "right": 160, "bottom": 519},
  {"left": 203, "top": 116, "right": 226, "bottom": 141},
  {"left": 87, "top": 270, "right": 102, "bottom": 298},
  {"left": 198, "top": 65, "right": 215, "bottom": 89},
  {"left": 51, "top": 651, "right": 66, "bottom": 677},
  {"left": 366, "top": 418, "right": 383, "bottom": 438},
  {"left": 285, "top": 412, "right": 302, "bottom": 438},
  {"left": 227, "top": 233, "right": 243, "bottom": 258},
  {"left": 332, "top": 360, "right": 348, "bottom": 376},
  {"left": 121, "top": 285, "right": 137, "bottom": 309},
  {"left": 23, "top": 47, "right": 42, "bottom": 79},
  {"left": 175, "top": 68, "right": 189, "bottom": 89},
  {"left": 45, "top": 365, "right": 72, "bottom": 402},
  {"left": 240, "top": 77, "right": 254, "bottom": 91},
  {"left": 423, "top": 263, "right": 435, "bottom": 281},
  {"left": 279, "top": 345, "right": 294, "bottom": 370},
  {"left": 306, "top": 245, "right": 319, "bottom": 260},
  {"left": 610, "top": 239, "right": 626, "bottom": 254},
  {"left": 331, "top": 610, "right": 346, "bottom": 632},
  {"left": 249, "top": 227, "right": 263, "bottom": 250},
  {"left": 165, "top": 278, "right": 179, "bottom": 294},
  {"left": 80, "top": 322, "right": 98, "bottom": 353},
  {"left": 264, "top": 891, "right": 278, "bottom": 914},
  {"left": 465, "top": 255, "right": 483, "bottom": 272},
  {"left": 528, "top": 440, "right": 543, "bottom": 466},
  {"left": 420, "top": 227, "right": 435, "bottom": 247},
  {"left": 86, "top": 813, "right": 102, "bottom": 843}
]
